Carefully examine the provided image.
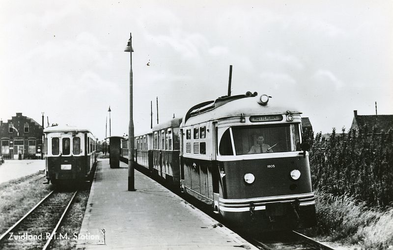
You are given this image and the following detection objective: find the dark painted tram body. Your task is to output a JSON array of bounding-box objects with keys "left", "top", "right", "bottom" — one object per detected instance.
[
  {"left": 44, "top": 125, "right": 97, "bottom": 185},
  {"left": 134, "top": 92, "right": 316, "bottom": 231}
]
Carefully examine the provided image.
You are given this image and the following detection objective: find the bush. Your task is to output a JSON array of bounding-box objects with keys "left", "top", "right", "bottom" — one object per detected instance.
[{"left": 310, "top": 128, "right": 393, "bottom": 207}]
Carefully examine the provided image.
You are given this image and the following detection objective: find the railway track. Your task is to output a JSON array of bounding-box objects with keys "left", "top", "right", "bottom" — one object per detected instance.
[
  {"left": 0, "top": 190, "right": 78, "bottom": 250},
  {"left": 248, "top": 230, "right": 336, "bottom": 250},
  {"left": 135, "top": 163, "right": 338, "bottom": 250}
]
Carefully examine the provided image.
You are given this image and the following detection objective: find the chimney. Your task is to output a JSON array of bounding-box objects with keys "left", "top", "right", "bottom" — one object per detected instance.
[{"left": 354, "top": 110, "right": 358, "bottom": 117}]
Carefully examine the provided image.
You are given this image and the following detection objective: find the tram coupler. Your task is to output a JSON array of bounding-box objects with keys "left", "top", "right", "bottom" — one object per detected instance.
[
  {"left": 249, "top": 202, "right": 256, "bottom": 220},
  {"left": 291, "top": 199, "right": 301, "bottom": 222}
]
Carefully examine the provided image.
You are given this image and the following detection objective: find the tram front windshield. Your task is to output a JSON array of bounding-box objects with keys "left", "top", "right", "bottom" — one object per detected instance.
[{"left": 219, "top": 124, "right": 301, "bottom": 156}]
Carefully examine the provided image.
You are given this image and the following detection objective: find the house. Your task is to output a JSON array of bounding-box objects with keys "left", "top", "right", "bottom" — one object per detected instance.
[
  {"left": 0, "top": 113, "right": 44, "bottom": 159},
  {"left": 350, "top": 110, "right": 393, "bottom": 135}
]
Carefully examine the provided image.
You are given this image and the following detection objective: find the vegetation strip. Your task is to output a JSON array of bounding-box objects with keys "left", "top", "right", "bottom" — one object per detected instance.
[{"left": 0, "top": 190, "right": 54, "bottom": 241}]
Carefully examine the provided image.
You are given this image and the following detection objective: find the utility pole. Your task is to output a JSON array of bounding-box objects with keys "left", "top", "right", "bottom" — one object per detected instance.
[
  {"left": 150, "top": 100, "right": 153, "bottom": 129},
  {"left": 156, "top": 97, "right": 159, "bottom": 125},
  {"left": 108, "top": 106, "right": 112, "bottom": 137}
]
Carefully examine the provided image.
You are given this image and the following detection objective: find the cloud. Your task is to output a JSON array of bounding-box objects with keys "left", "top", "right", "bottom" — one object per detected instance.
[
  {"left": 259, "top": 72, "right": 297, "bottom": 89},
  {"left": 265, "top": 51, "right": 305, "bottom": 70},
  {"left": 312, "top": 69, "right": 343, "bottom": 90},
  {"left": 208, "top": 46, "right": 229, "bottom": 56}
]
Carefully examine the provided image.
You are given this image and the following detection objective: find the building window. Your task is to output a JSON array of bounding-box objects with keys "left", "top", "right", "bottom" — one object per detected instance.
[
  {"left": 24, "top": 123, "right": 29, "bottom": 133},
  {"left": 9, "top": 123, "right": 13, "bottom": 133},
  {"left": 1, "top": 140, "right": 10, "bottom": 154}
]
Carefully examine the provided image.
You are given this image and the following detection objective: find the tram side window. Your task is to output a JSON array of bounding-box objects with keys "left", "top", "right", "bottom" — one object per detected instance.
[
  {"left": 63, "top": 138, "right": 70, "bottom": 155},
  {"left": 186, "top": 129, "right": 191, "bottom": 140},
  {"left": 153, "top": 132, "right": 158, "bottom": 149},
  {"left": 73, "top": 137, "right": 81, "bottom": 155},
  {"left": 200, "top": 142, "right": 206, "bottom": 154},
  {"left": 200, "top": 126, "right": 206, "bottom": 139},
  {"left": 219, "top": 129, "right": 233, "bottom": 155},
  {"left": 52, "top": 138, "right": 59, "bottom": 155},
  {"left": 194, "top": 128, "right": 199, "bottom": 139}
]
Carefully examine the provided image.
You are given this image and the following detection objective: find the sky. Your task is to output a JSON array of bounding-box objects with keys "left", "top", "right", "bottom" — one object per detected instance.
[{"left": 1, "top": 0, "right": 392, "bottom": 141}]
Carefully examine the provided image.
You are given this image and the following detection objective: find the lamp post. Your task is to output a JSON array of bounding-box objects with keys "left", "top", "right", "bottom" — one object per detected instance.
[{"left": 125, "top": 33, "right": 135, "bottom": 191}]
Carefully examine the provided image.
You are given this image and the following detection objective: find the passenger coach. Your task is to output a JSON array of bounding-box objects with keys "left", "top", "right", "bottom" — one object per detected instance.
[{"left": 44, "top": 125, "right": 97, "bottom": 185}]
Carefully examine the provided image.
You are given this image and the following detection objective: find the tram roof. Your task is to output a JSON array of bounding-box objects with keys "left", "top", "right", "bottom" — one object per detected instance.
[
  {"left": 43, "top": 124, "right": 92, "bottom": 134},
  {"left": 183, "top": 92, "right": 301, "bottom": 125},
  {"left": 152, "top": 117, "right": 182, "bottom": 131}
]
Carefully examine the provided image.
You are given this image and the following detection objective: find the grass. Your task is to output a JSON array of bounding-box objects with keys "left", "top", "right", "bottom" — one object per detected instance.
[
  {"left": 0, "top": 171, "right": 53, "bottom": 235},
  {"left": 0, "top": 170, "right": 92, "bottom": 249},
  {"left": 314, "top": 190, "right": 393, "bottom": 249}
]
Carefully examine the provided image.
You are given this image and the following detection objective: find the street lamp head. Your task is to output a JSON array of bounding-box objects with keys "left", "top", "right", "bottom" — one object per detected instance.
[{"left": 124, "top": 38, "right": 134, "bottom": 52}]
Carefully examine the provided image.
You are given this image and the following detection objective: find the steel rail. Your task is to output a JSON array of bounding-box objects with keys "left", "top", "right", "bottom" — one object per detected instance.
[
  {"left": 0, "top": 190, "right": 55, "bottom": 242},
  {"left": 292, "top": 230, "right": 336, "bottom": 250},
  {"left": 43, "top": 191, "right": 78, "bottom": 250}
]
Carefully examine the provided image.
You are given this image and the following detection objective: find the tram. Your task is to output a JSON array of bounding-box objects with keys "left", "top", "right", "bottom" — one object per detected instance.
[
  {"left": 134, "top": 91, "right": 316, "bottom": 231},
  {"left": 44, "top": 125, "right": 97, "bottom": 185}
]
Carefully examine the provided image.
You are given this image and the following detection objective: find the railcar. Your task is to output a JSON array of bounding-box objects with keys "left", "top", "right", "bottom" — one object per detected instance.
[
  {"left": 134, "top": 91, "right": 316, "bottom": 232},
  {"left": 44, "top": 125, "right": 97, "bottom": 186}
]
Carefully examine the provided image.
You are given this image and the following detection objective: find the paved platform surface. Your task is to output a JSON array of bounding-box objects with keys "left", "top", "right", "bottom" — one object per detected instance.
[
  {"left": 76, "top": 159, "right": 257, "bottom": 250},
  {"left": 0, "top": 159, "right": 44, "bottom": 185}
]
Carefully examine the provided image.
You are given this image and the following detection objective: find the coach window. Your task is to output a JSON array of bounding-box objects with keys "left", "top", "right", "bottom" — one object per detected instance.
[
  {"left": 161, "top": 130, "right": 165, "bottom": 150},
  {"left": 166, "top": 129, "right": 172, "bottom": 150},
  {"left": 144, "top": 136, "right": 148, "bottom": 150},
  {"left": 73, "top": 137, "right": 81, "bottom": 155},
  {"left": 52, "top": 138, "right": 59, "bottom": 155},
  {"left": 153, "top": 132, "right": 158, "bottom": 149},
  {"left": 63, "top": 138, "right": 70, "bottom": 155}
]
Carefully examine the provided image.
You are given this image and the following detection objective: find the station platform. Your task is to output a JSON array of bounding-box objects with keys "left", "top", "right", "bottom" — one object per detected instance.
[{"left": 76, "top": 159, "right": 257, "bottom": 250}]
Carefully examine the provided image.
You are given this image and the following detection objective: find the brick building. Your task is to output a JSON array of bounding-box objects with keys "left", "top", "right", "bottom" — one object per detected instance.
[{"left": 0, "top": 113, "right": 43, "bottom": 159}]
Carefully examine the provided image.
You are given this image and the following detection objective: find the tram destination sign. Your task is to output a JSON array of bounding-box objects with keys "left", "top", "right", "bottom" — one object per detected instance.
[{"left": 250, "top": 115, "right": 283, "bottom": 122}]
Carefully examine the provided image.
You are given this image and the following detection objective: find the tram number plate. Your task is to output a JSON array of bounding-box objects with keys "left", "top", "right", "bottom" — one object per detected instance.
[
  {"left": 61, "top": 164, "right": 72, "bottom": 170},
  {"left": 266, "top": 203, "right": 285, "bottom": 216}
]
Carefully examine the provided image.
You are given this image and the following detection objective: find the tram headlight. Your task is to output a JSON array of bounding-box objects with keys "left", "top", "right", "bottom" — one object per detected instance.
[
  {"left": 258, "top": 94, "right": 272, "bottom": 106},
  {"left": 244, "top": 173, "right": 255, "bottom": 184},
  {"left": 290, "top": 169, "right": 301, "bottom": 180}
]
